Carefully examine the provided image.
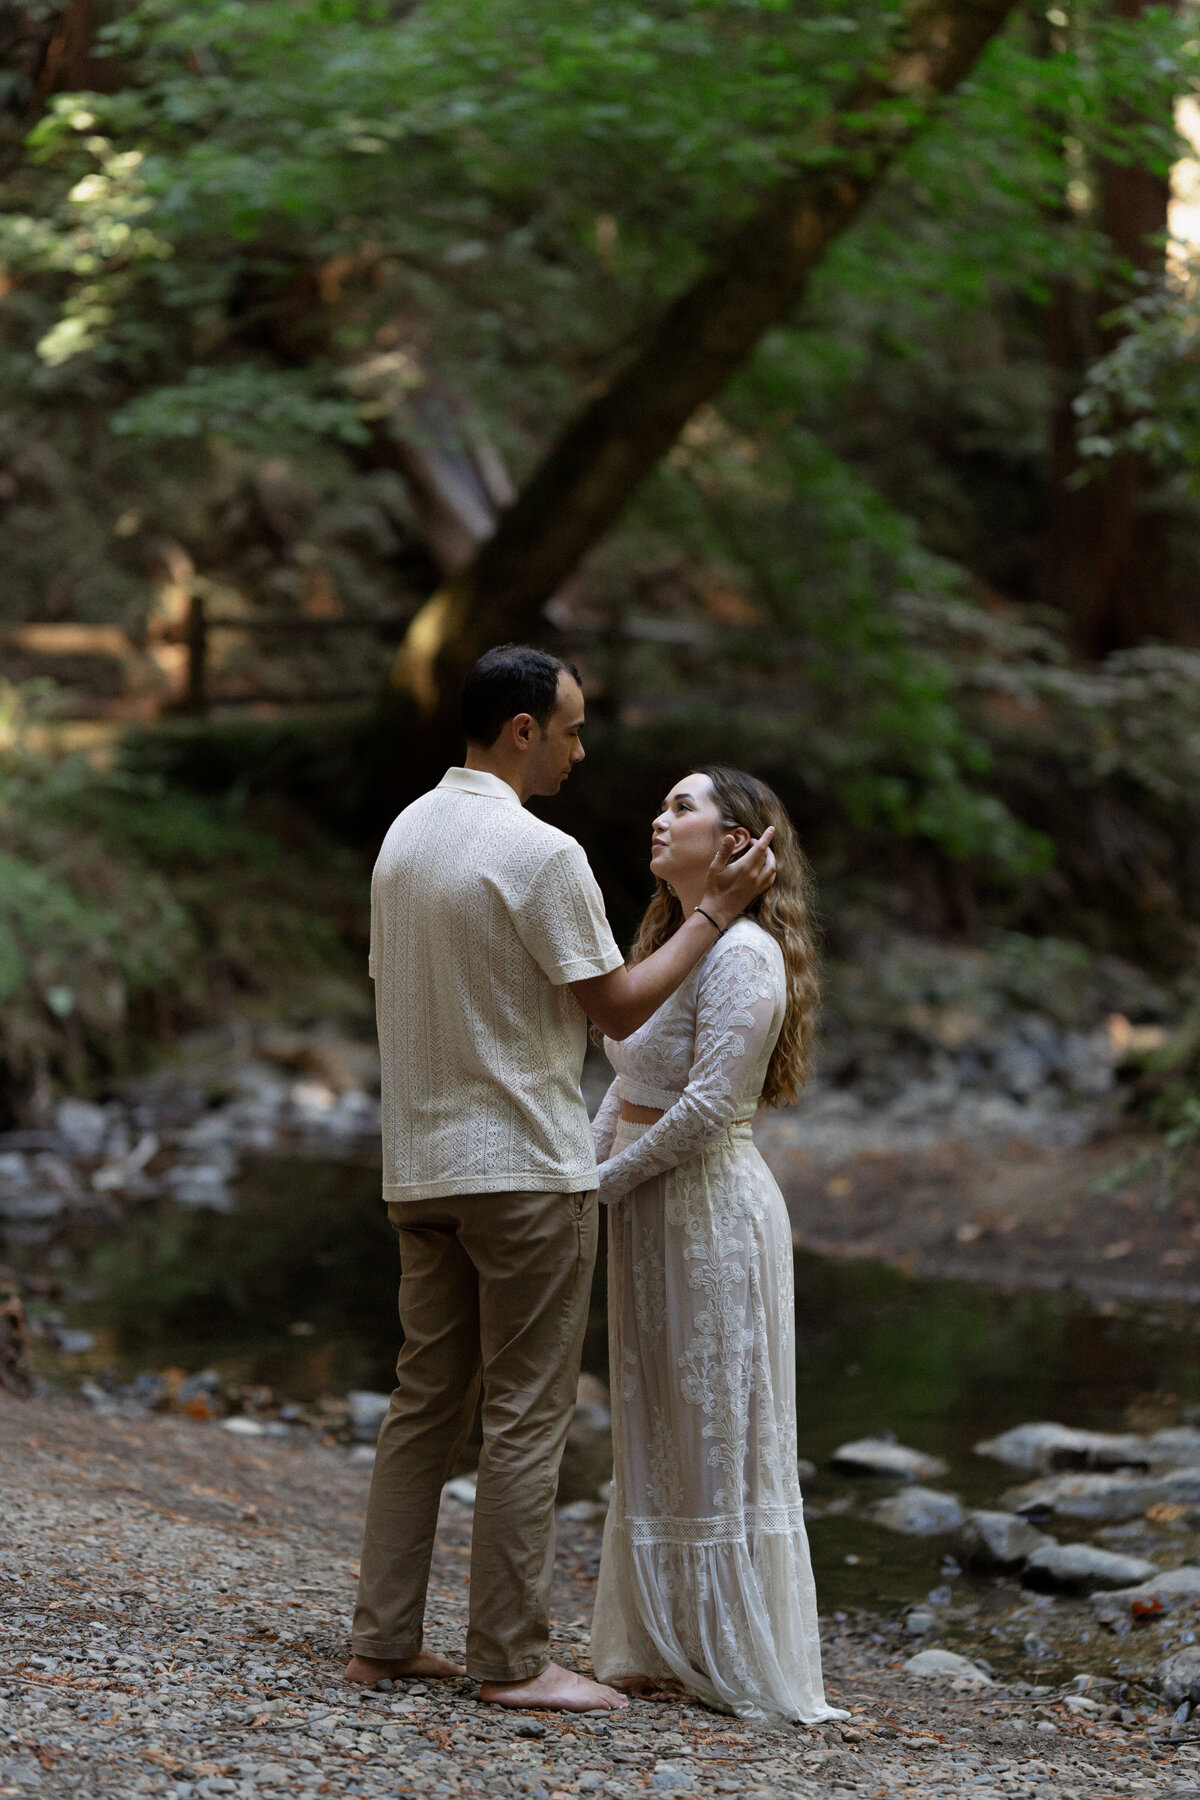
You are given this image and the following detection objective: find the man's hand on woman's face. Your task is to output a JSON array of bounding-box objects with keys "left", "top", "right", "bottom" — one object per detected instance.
[{"left": 700, "top": 826, "right": 776, "bottom": 928}]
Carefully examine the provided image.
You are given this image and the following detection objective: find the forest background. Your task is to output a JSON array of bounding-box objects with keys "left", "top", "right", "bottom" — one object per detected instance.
[{"left": 3, "top": 0, "right": 1200, "bottom": 1137}]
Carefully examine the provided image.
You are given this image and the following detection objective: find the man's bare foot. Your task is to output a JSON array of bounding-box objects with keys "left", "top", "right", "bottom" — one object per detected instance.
[
  {"left": 344, "top": 1650, "right": 465, "bottom": 1685},
  {"left": 479, "top": 1663, "right": 628, "bottom": 1712}
]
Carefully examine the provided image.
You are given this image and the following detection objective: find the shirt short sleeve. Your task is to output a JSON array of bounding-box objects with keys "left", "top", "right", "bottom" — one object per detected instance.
[{"left": 511, "top": 842, "right": 623, "bottom": 987}]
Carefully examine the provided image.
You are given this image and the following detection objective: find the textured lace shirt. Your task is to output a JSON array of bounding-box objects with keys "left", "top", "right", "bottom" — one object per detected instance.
[
  {"left": 593, "top": 919, "right": 786, "bottom": 1203},
  {"left": 371, "top": 767, "right": 623, "bottom": 1201}
]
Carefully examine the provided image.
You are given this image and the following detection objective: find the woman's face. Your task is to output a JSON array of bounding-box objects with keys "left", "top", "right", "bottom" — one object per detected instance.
[{"left": 650, "top": 773, "right": 749, "bottom": 888}]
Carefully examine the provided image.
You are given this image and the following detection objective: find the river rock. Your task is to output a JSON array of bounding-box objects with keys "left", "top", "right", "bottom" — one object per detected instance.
[
  {"left": 55, "top": 1099, "right": 109, "bottom": 1156},
  {"left": 1003, "top": 1471, "right": 1169, "bottom": 1522},
  {"left": 1092, "top": 1566, "right": 1200, "bottom": 1624},
  {"left": 1159, "top": 1467, "right": 1200, "bottom": 1505},
  {"left": 1155, "top": 1646, "right": 1200, "bottom": 1705},
  {"left": 1023, "top": 1542, "right": 1157, "bottom": 1593},
  {"left": 165, "top": 1162, "right": 234, "bottom": 1211},
  {"left": 905, "top": 1649, "right": 993, "bottom": 1684},
  {"left": 0, "top": 1189, "right": 66, "bottom": 1223},
  {"left": 348, "top": 1389, "right": 391, "bottom": 1442},
  {"left": 868, "top": 1487, "right": 965, "bottom": 1536},
  {"left": 960, "top": 1509, "right": 1050, "bottom": 1570},
  {"left": 1147, "top": 1427, "right": 1200, "bottom": 1463},
  {"left": 830, "top": 1435, "right": 947, "bottom": 1482},
  {"left": 976, "top": 1423, "right": 1148, "bottom": 1474}
]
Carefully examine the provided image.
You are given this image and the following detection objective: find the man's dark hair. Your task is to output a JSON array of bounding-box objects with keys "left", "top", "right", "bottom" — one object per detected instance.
[{"left": 460, "top": 643, "right": 581, "bottom": 748}]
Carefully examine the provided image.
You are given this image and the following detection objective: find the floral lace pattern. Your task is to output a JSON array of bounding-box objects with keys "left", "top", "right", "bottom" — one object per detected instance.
[{"left": 590, "top": 923, "right": 845, "bottom": 1724}]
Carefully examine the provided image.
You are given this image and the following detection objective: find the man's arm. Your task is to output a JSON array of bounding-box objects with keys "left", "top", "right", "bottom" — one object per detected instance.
[{"left": 569, "top": 828, "right": 775, "bottom": 1040}]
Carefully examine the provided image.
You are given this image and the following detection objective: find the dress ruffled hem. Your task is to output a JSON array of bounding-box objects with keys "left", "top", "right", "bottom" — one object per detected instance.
[{"left": 592, "top": 1514, "right": 848, "bottom": 1724}]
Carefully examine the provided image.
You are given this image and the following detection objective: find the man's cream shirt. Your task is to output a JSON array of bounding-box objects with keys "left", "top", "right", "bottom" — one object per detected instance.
[{"left": 370, "top": 766, "right": 624, "bottom": 1202}]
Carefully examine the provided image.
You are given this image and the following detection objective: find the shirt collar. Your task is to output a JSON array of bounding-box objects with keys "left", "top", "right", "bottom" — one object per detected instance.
[{"left": 438, "top": 766, "right": 523, "bottom": 807}]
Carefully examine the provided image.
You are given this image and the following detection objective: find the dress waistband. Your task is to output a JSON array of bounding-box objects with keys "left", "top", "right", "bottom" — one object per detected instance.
[
  {"left": 611, "top": 1115, "right": 755, "bottom": 1145},
  {"left": 616, "top": 1080, "right": 756, "bottom": 1127}
]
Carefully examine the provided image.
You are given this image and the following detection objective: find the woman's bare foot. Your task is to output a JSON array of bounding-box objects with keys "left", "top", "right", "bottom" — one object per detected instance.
[
  {"left": 479, "top": 1663, "right": 628, "bottom": 1712},
  {"left": 611, "top": 1674, "right": 694, "bottom": 1702},
  {"left": 343, "top": 1650, "right": 466, "bottom": 1685}
]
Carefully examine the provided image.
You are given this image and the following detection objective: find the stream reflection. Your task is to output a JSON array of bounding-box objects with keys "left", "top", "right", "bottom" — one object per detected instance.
[{"left": 13, "top": 1150, "right": 1200, "bottom": 1611}]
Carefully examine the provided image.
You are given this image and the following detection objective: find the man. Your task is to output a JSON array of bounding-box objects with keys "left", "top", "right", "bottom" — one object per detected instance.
[{"left": 345, "top": 643, "right": 775, "bottom": 1712}]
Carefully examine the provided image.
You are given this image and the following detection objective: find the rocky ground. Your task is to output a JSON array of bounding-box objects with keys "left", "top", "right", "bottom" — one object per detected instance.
[
  {"left": 5, "top": 925, "right": 1200, "bottom": 1797},
  {"left": 6, "top": 1393, "right": 1200, "bottom": 1800},
  {"left": 762, "top": 1115, "right": 1200, "bottom": 1307}
]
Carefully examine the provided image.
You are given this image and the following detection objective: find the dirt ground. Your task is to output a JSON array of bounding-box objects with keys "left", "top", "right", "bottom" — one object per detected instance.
[
  {"left": 762, "top": 1122, "right": 1200, "bottom": 1306},
  {"left": 3, "top": 1392, "right": 1200, "bottom": 1800}
]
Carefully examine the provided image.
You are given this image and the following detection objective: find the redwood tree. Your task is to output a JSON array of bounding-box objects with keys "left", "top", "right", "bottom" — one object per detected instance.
[
  {"left": 391, "top": 0, "right": 1024, "bottom": 713},
  {"left": 1042, "top": 0, "right": 1176, "bottom": 658}
]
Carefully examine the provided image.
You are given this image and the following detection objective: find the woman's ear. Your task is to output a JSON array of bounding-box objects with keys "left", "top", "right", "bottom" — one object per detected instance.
[{"left": 725, "top": 826, "right": 752, "bottom": 857}]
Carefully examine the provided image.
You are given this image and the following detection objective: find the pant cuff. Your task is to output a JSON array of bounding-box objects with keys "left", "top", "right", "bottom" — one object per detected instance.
[
  {"left": 350, "top": 1638, "right": 423, "bottom": 1661},
  {"left": 470, "top": 1656, "right": 551, "bottom": 1684}
]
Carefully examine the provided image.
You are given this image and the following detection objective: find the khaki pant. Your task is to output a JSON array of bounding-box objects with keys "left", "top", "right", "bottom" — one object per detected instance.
[{"left": 351, "top": 1187, "right": 598, "bottom": 1682}]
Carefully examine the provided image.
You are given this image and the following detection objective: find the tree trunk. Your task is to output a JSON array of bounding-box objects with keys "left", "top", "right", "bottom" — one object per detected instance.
[
  {"left": 393, "top": 0, "right": 1022, "bottom": 713},
  {"left": 1042, "top": 0, "right": 1173, "bottom": 658}
]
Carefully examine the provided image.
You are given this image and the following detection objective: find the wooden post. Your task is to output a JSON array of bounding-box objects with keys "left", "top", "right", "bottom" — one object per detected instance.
[{"left": 184, "top": 589, "right": 208, "bottom": 716}]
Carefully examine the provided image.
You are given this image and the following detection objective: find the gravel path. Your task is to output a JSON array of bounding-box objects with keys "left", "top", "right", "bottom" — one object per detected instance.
[{"left": 3, "top": 1394, "right": 1199, "bottom": 1800}]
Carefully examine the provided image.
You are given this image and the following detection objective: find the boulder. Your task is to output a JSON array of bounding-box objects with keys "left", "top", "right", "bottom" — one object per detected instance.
[
  {"left": 1066, "top": 1673, "right": 1117, "bottom": 1696},
  {"left": 55, "top": 1098, "right": 109, "bottom": 1156},
  {"left": 976, "top": 1423, "right": 1148, "bottom": 1474},
  {"left": 0, "top": 1190, "right": 66, "bottom": 1223},
  {"left": 1023, "top": 1542, "right": 1157, "bottom": 1593},
  {"left": 1160, "top": 1467, "right": 1200, "bottom": 1505},
  {"left": 1147, "top": 1427, "right": 1200, "bottom": 1464},
  {"left": 868, "top": 1487, "right": 965, "bottom": 1536},
  {"left": 165, "top": 1162, "right": 234, "bottom": 1212},
  {"left": 1155, "top": 1646, "right": 1200, "bottom": 1706},
  {"left": 557, "top": 1498, "right": 607, "bottom": 1524},
  {"left": 830, "top": 1435, "right": 947, "bottom": 1482},
  {"left": 1092, "top": 1566, "right": 1200, "bottom": 1625},
  {"left": 1060, "top": 1694, "right": 1106, "bottom": 1716},
  {"left": 347, "top": 1389, "right": 391, "bottom": 1442},
  {"left": 960, "top": 1509, "right": 1051, "bottom": 1571},
  {"left": 1003, "top": 1471, "right": 1169, "bottom": 1523},
  {"left": 905, "top": 1649, "right": 993, "bottom": 1685}
]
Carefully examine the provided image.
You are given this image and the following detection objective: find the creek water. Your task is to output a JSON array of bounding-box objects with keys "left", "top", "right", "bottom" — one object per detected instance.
[{"left": 16, "top": 1150, "right": 1200, "bottom": 1614}]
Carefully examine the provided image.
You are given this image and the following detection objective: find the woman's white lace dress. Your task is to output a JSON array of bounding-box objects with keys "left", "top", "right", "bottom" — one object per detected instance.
[{"left": 590, "top": 919, "right": 844, "bottom": 1723}]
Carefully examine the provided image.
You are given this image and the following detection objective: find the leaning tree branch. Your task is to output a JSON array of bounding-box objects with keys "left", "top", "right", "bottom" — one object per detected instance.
[{"left": 393, "top": 0, "right": 1021, "bottom": 712}]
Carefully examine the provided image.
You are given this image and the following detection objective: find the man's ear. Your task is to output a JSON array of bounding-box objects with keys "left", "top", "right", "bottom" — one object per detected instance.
[{"left": 509, "top": 711, "right": 537, "bottom": 751}]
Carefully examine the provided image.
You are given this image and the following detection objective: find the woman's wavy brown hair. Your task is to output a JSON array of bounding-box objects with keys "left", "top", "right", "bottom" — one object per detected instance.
[{"left": 629, "top": 765, "right": 819, "bottom": 1109}]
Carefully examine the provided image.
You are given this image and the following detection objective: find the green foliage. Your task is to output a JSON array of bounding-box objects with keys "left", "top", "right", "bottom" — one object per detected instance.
[
  {"left": 0, "top": 682, "right": 366, "bottom": 1111},
  {"left": 1074, "top": 277, "right": 1200, "bottom": 476},
  {"left": 4, "top": 0, "right": 1193, "bottom": 455},
  {"left": 112, "top": 365, "right": 369, "bottom": 448},
  {"left": 0, "top": 0, "right": 1198, "bottom": 981},
  {"left": 606, "top": 384, "right": 1052, "bottom": 874}
]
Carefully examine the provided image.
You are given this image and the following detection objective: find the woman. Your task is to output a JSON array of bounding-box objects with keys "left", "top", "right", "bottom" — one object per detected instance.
[{"left": 590, "top": 766, "right": 845, "bottom": 1723}]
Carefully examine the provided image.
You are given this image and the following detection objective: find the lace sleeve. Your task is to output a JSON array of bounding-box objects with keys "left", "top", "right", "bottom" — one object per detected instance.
[
  {"left": 596, "top": 934, "right": 781, "bottom": 1205},
  {"left": 591, "top": 1076, "right": 621, "bottom": 1163}
]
